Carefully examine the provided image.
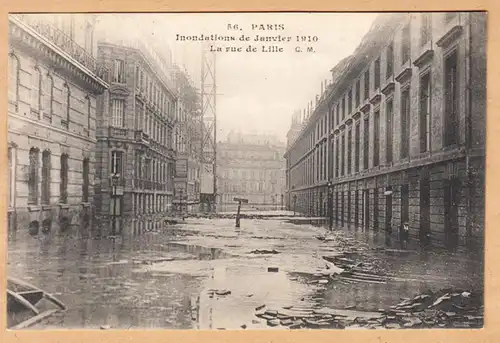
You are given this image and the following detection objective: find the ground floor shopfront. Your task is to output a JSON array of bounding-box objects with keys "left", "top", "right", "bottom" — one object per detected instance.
[{"left": 289, "top": 155, "right": 484, "bottom": 248}]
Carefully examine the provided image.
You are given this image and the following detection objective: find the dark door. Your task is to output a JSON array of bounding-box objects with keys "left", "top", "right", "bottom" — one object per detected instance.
[
  {"left": 420, "top": 177, "right": 431, "bottom": 243},
  {"left": 385, "top": 190, "right": 393, "bottom": 234},
  {"left": 364, "top": 189, "right": 370, "bottom": 230},
  {"left": 354, "top": 190, "right": 359, "bottom": 227},
  {"left": 444, "top": 178, "right": 460, "bottom": 248}
]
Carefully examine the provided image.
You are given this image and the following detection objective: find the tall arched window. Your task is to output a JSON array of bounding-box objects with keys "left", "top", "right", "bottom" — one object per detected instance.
[
  {"left": 41, "top": 150, "right": 51, "bottom": 204},
  {"left": 60, "top": 154, "right": 69, "bottom": 203},
  {"left": 28, "top": 148, "right": 39, "bottom": 205},
  {"left": 82, "top": 158, "right": 90, "bottom": 202},
  {"left": 8, "top": 145, "right": 17, "bottom": 208},
  {"left": 42, "top": 74, "right": 54, "bottom": 122},
  {"left": 8, "top": 53, "right": 20, "bottom": 107},
  {"left": 86, "top": 95, "right": 91, "bottom": 135},
  {"left": 31, "top": 66, "right": 42, "bottom": 113},
  {"left": 62, "top": 83, "right": 70, "bottom": 129}
]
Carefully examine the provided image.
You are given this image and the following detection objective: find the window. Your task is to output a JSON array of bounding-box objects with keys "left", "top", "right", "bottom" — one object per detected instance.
[
  {"left": 340, "top": 134, "right": 345, "bottom": 176},
  {"left": 420, "top": 13, "right": 432, "bottom": 46},
  {"left": 364, "top": 70, "right": 370, "bottom": 100},
  {"left": 363, "top": 117, "right": 369, "bottom": 169},
  {"left": 444, "top": 50, "right": 459, "bottom": 146},
  {"left": 347, "top": 130, "right": 352, "bottom": 175},
  {"left": 400, "top": 87, "right": 411, "bottom": 158},
  {"left": 41, "top": 150, "right": 51, "bottom": 205},
  {"left": 82, "top": 158, "right": 90, "bottom": 202},
  {"left": 373, "top": 110, "right": 380, "bottom": 167},
  {"left": 341, "top": 98, "right": 346, "bottom": 121},
  {"left": 355, "top": 80, "right": 360, "bottom": 108},
  {"left": 86, "top": 95, "right": 91, "bottom": 135},
  {"left": 355, "top": 122, "right": 360, "bottom": 172},
  {"left": 135, "top": 65, "right": 140, "bottom": 90},
  {"left": 335, "top": 138, "right": 339, "bottom": 178},
  {"left": 8, "top": 146, "right": 16, "bottom": 208},
  {"left": 386, "top": 99, "right": 394, "bottom": 163},
  {"left": 8, "top": 53, "right": 19, "bottom": 105},
  {"left": 60, "top": 154, "right": 69, "bottom": 204},
  {"left": 31, "top": 67, "right": 41, "bottom": 112},
  {"left": 386, "top": 42, "right": 394, "bottom": 78},
  {"left": 374, "top": 57, "right": 381, "bottom": 89},
  {"left": 62, "top": 83, "right": 70, "bottom": 128},
  {"left": 402, "top": 22, "right": 411, "bottom": 64},
  {"left": 28, "top": 148, "right": 39, "bottom": 205},
  {"left": 336, "top": 103, "right": 340, "bottom": 126},
  {"left": 113, "top": 59, "right": 125, "bottom": 83},
  {"left": 111, "top": 99, "right": 125, "bottom": 127},
  {"left": 42, "top": 74, "right": 54, "bottom": 121},
  {"left": 348, "top": 89, "right": 353, "bottom": 114},
  {"left": 111, "top": 151, "right": 123, "bottom": 177},
  {"left": 419, "top": 72, "right": 431, "bottom": 152}
]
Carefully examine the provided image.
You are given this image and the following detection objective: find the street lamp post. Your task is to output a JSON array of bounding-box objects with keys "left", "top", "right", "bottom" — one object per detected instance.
[
  {"left": 327, "top": 181, "right": 333, "bottom": 230},
  {"left": 293, "top": 194, "right": 297, "bottom": 216},
  {"left": 281, "top": 194, "right": 284, "bottom": 211}
]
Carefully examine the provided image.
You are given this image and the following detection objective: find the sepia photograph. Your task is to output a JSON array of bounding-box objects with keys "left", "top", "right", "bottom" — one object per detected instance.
[{"left": 6, "top": 11, "right": 486, "bottom": 330}]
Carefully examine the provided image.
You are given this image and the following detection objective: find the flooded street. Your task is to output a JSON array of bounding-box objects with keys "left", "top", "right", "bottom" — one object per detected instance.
[{"left": 7, "top": 216, "right": 484, "bottom": 329}]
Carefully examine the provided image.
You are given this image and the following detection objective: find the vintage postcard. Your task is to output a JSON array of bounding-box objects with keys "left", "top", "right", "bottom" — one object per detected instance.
[{"left": 5, "top": 9, "right": 488, "bottom": 334}]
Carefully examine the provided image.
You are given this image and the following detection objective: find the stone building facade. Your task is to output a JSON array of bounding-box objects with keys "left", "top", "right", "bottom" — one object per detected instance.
[
  {"left": 218, "top": 132, "right": 286, "bottom": 212},
  {"left": 7, "top": 14, "right": 109, "bottom": 238},
  {"left": 94, "top": 39, "right": 177, "bottom": 235},
  {"left": 171, "top": 66, "right": 202, "bottom": 213},
  {"left": 285, "top": 12, "right": 486, "bottom": 248}
]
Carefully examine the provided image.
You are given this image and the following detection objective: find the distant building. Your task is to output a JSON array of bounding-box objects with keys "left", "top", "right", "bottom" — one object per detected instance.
[
  {"left": 284, "top": 13, "right": 486, "bottom": 248},
  {"left": 8, "top": 14, "right": 109, "bottom": 237},
  {"left": 94, "top": 22, "right": 177, "bottom": 235},
  {"left": 218, "top": 132, "right": 286, "bottom": 212}
]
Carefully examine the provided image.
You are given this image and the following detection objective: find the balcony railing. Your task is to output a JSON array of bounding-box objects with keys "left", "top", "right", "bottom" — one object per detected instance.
[
  {"left": 12, "top": 14, "right": 110, "bottom": 84},
  {"left": 109, "top": 126, "right": 128, "bottom": 138},
  {"left": 135, "top": 130, "right": 150, "bottom": 144}
]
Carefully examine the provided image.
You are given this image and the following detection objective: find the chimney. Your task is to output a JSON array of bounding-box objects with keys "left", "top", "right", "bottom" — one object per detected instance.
[
  {"left": 320, "top": 82, "right": 324, "bottom": 96},
  {"left": 315, "top": 95, "right": 319, "bottom": 107}
]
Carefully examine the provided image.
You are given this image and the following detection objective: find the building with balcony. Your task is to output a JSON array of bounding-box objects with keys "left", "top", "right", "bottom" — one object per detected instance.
[
  {"left": 93, "top": 31, "right": 178, "bottom": 235},
  {"left": 171, "top": 66, "right": 202, "bottom": 213},
  {"left": 218, "top": 132, "right": 286, "bottom": 212},
  {"left": 7, "top": 14, "right": 109, "bottom": 238},
  {"left": 284, "top": 12, "right": 486, "bottom": 248}
]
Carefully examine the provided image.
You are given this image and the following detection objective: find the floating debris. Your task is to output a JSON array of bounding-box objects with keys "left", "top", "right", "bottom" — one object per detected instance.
[{"left": 250, "top": 249, "right": 280, "bottom": 255}]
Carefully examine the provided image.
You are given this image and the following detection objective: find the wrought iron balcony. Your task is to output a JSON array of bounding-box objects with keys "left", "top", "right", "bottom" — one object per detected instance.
[{"left": 11, "top": 14, "right": 110, "bottom": 84}]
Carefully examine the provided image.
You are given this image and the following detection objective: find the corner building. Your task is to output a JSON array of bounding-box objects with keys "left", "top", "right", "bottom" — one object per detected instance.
[
  {"left": 7, "top": 14, "right": 108, "bottom": 238},
  {"left": 94, "top": 38, "right": 177, "bottom": 235},
  {"left": 285, "top": 13, "right": 486, "bottom": 248}
]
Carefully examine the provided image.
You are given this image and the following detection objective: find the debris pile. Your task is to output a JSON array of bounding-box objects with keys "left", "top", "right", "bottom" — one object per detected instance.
[
  {"left": 253, "top": 289, "right": 482, "bottom": 330},
  {"left": 378, "top": 289, "right": 484, "bottom": 329}
]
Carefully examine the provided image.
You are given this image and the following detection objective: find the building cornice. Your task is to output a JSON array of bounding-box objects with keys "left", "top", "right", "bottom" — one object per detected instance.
[{"left": 9, "top": 15, "right": 109, "bottom": 93}]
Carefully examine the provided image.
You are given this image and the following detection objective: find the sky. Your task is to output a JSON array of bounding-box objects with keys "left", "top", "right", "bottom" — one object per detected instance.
[{"left": 97, "top": 13, "right": 378, "bottom": 143}]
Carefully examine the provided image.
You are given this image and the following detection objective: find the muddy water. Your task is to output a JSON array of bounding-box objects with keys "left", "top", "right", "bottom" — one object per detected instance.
[{"left": 7, "top": 217, "right": 483, "bottom": 329}]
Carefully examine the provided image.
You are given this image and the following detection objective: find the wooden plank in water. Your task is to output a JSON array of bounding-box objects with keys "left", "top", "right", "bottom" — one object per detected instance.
[{"left": 9, "top": 309, "right": 59, "bottom": 330}]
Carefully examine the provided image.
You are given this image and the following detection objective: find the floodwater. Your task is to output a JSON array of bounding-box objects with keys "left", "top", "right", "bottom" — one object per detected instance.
[{"left": 7, "top": 216, "right": 484, "bottom": 329}]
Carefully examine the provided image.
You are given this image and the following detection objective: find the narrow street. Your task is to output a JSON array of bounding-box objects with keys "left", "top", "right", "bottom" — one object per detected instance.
[{"left": 7, "top": 214, "right": 483, "bottom": 330}]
